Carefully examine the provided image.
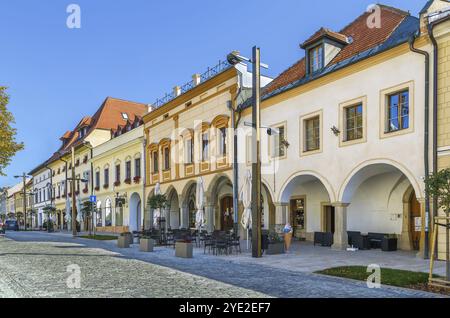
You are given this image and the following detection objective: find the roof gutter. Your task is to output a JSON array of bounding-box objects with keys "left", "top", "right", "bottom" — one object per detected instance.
[{"left": 408, "top": 34, "right": 430, "bottom": 259}]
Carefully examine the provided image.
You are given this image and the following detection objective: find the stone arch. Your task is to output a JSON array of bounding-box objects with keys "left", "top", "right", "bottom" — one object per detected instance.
[
  {"left": 339, "top": 159, "right": 422, "bottom": 203},
  {"left": 278, "top": 170, "right": 336, "bottom": 203}
]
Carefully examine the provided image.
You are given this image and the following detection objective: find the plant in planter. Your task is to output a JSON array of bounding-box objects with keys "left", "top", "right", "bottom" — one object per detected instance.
[
  {"left": 266, "top": 231, "right": 285, "bottom": 255},
  {"left": 82, "top": 187, "right": 88, "bottom": 194},
  {"left": 175, "top": 238, "right": 194, "bottom": 258},
  {"left": 114, "top": 181, "right": 121, "bottom": 187},
  {"left": 124, "top": 178, "right": 132, "bottom": 185},
  {"left": 43, "top": 205, "right": 57, "bottom": 233},
  {"left": 133, "top": 176, "right": 141, "bottom": 184},
  {"left": 103, "top": 184, "right": 109, "bottom": 190},
  {"left": 139, "top": 236, "right": 155, "bottom": 252},
  {"left": 95, "top": 186, "right": 100, "bottom": 191},
  {"left": 118, "top": 232, "right": 132, "bottom": 248}
]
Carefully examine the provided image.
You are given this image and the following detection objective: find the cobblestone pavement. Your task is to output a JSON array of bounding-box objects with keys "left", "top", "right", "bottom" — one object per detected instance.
[{"left": 0, "top": 232, "right": 445, "bottom": 298}]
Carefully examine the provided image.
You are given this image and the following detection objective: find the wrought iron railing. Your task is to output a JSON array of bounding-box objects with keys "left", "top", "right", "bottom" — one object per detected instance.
[{"left": 153, "top": 60, "right": 231, "bottom": 108}]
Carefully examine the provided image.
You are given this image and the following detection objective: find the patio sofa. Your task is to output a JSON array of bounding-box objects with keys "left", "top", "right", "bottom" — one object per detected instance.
[
  {"left": 313, "top": 232, "right": 333, "bottom": 247},
  {"left": 367, "top": 233, "right": 398, "bottom": 251},
  {"left": 347, "top": 231, "right": 370, "bottom": 250}
]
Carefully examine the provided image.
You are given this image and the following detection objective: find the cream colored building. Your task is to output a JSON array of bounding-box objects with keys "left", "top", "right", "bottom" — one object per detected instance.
[
  {"left": 33, "top": 97, "right": 148, "bottom": 231},
  {"left": 92, "top": 119, "right": 146, "bottom": 234},
  {"left": 235, "top": 1, "right": 449, "bottom": 259},
  {"left": 144, "top": 61, "right": 271, "bottom": 232}
]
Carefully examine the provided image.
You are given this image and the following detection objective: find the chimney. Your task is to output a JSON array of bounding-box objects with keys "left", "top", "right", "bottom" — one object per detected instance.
[
  {"left": 192, "top": 74, "right": 201, "bottom": 86},
  {"left": 173, "top": 86, "right": 181, "bottom": 97}
]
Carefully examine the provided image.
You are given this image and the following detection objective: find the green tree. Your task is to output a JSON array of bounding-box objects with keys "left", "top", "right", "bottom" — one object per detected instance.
[
  {"left": 43, "top": 205, "right": 56, "bottom": 232},
  {"left": 0, "top": 87, "right": 24, "bottom": 176},
  {"left": 424, "top": 169, "right": 450, "bottom": 282}
]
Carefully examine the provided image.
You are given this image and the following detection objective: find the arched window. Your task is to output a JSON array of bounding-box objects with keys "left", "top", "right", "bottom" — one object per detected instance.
[{"left": 105, "top": 199, "right": 112, "bottom": 226}]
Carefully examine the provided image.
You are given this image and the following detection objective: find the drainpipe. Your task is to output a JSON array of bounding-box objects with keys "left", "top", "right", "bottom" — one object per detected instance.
[
  {"left": 429, "top": 16, "right": 450, "bottom": 282},
  {"left": 409, "top": 34, "right": 430, "bottom": 259},
  {"left": 142, "top": 136, "right": 147, "bottom": 231}
]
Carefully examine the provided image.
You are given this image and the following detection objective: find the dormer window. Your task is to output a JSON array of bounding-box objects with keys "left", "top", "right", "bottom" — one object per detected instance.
[
  {"left": 78, "top": 127, "right": 88, "bottom": 139},
  {"left": 121, "top": 113, "right": 129, "bottom": 120},
  {"left": 309, "top": 44, "right": 324, "bottom": 74}
]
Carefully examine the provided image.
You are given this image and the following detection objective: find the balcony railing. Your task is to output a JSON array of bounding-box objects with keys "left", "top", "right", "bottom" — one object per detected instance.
[{"left": 153, "top": 60, "right": 231, "bottom": 108}]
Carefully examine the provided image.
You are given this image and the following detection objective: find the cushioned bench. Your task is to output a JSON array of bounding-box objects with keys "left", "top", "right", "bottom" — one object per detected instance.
[{"left": 314, "top": 232, "right": 333, "bottom": 247}]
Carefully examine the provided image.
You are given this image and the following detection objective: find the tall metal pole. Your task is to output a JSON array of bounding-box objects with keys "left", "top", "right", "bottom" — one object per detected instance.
[
  {"left": 71, "top": 147, "right": 77, "bottom": 237},
  {"left": 251, "top": 46, "right": 262, "bottom": 258},
  {"left": 22, "top": 173, "right": 27, "bottom": 231}
]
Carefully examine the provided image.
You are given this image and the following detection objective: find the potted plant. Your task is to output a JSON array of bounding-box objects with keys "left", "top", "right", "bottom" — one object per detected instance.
[
  {"left": 175, "top": 237, "right": 194, "bottom": 258},
  {"left": 103, "top": 184, "right": 109, "bottom": 189},
  {"left": 118, "top": 232, "right": 131, "bottom": 248},
  {"left": 139, "top": 235, "right": 155, "bottom": 252},
  {"left": 114, "top": 181, "right": 121, "bottom": 187},
  {"left": 124, "top": 178, "right": 132, "bottom": 185},
  {"left": 266, "top": 231, "right": 285, "bottom": 255},
  {"left": 133, "top": 176, "right": 141, "bottom": 184},
  {"left": 42, "top": 205, "right": 56, "bottom": 233},
  {"left": 95, "top": 186, "right": 100, "bottom": 191}
]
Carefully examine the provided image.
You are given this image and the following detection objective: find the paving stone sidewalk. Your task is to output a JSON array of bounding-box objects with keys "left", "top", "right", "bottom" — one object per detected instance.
[{"left": 1, "top": 231, "right": 445, "bottom": 298}]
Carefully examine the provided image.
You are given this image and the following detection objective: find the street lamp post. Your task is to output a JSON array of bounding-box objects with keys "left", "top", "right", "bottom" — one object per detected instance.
[{"left": 227, "top": 47, "right": 267, "bottom": 258}]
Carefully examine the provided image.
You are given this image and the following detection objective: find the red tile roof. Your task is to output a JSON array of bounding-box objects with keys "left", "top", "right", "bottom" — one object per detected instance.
[
  {"left": 32, "top": 97, "right": 148, "bottom": 171},
  {"left": 264, "top": 5, "right": 409, "bottom": 95}
]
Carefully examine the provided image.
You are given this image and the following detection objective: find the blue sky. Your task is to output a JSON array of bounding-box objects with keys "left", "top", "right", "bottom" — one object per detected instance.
[{"left": 0, "top": 0, "right": 425, "bottom": 187}]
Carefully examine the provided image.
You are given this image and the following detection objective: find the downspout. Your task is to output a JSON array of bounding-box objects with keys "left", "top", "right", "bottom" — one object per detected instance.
[
  {"left": 44, "top": 164, "right": 54, "bottom": 229},
  {"left": 142, "top": 136, "right": 147, "bottom": 231},
  {"left": 409, "top": 34, "right": 430, "bottom": 259},
  {"left": 428, "top": 22, "right": 439, "bottom": 224}
]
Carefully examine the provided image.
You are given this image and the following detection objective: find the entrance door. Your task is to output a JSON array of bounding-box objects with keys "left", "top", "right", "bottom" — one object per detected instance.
[
  {"left": 290, "top": 197, "right": 306, "bottom": 239},
  {"left": 409, "top": 193, "right": 421, "bottom": 251},
  {"left": 324, "top": 205, "right": 335, "bottom": 234},
  {"left": 220, "top": 196, "right": 234, "bottom": 232}
]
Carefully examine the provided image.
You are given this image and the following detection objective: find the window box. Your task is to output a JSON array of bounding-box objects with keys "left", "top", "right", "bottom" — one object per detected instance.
[
  {"left": 124, "top": 178, "right": 132, "bottom": 185},
  {"left": 82, "top": 188, "right": 88, "bottom": 194},
  {"left": 103, "top": 184, "right": 109, "bottom": 190},
  {"left": 56, "top": 195, "right": 61, "bottom": 199},
  {"left": 133, "top": 176, "right": 141, "bottom": 184},
  {"left": 75, "top": 191, "right": 80, "bottom": 196},
  {"left": 114, "top": 181, "right": 121, "bottom": 187},
  {"left": 94, "top": 186, "right": 100, "bottom": 191}
]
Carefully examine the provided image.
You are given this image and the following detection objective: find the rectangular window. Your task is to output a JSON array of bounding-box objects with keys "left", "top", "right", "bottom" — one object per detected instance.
[
  {"left": 202, "top": 133, "right": 209, "bottom": 161},
  {"left": 272, "top": 125, "right": 286, "bottom": 158},
  {"left": 163, "top": 147, "right": 170, "bottom": 170},
  {"left": 95, "top": 171, "right": 100, "bottom": 188},
  {"left": 304, "top": 116, "right": 320, "bottom": 152},
  {"left": 219, "top": 128, "right": 227, "bottom": 156},
  {"left": 185, "top": 139, "right": 193, "bottom": 164},
  {"left": 125, "top": 161, "right": 131, "bottom": 180},
  {"left": 387, "top": 89, "right": 409, "bottom": 132},
  {"left": 135, "top": 158, "right": 141, "bottom": 177},
  {"left": 309, "top": 45, "right": 324, "bottom": 73},
  {"left": 344, "top": 104, "right": 363, "bottom": 141},
  {"left": 115, "top": 164, "right": 121, "bottom": 182},
  {"left": 104, "top": 168, "right": 109, "bottom": 186},
  {"left": 152, "top": 151, "right": 158, "bottom": 173}
]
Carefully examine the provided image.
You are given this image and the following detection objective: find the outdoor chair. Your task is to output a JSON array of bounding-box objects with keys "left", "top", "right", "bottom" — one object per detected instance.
[
  {"left": 381, "top": 237, "right": 398, "bottom": 252},
  {"left": 203, "top": 235, "right": 214, "bottom": 254},
  {"left": 368, "top": 233, "right": 387, "bottom": 249},
  {"left": 228, "top": 235, "right": 241, "bottom": 254},
  {"left": 314, "top": 232, "right": 333, "bottom": 247},
  {"left": 347, "top": 231, "right": 369, "bottom": 250}
]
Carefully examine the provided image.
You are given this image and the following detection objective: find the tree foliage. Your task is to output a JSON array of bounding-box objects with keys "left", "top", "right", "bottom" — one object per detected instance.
[
  {"left": 425, "top": 169, "right": 450, "bottom": 215},
  {"left": 0, "top": 87, "right": 24, "bottom": 176},
  {"left": 147, "top": 193, "right": 168, "bottom": 210}
]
